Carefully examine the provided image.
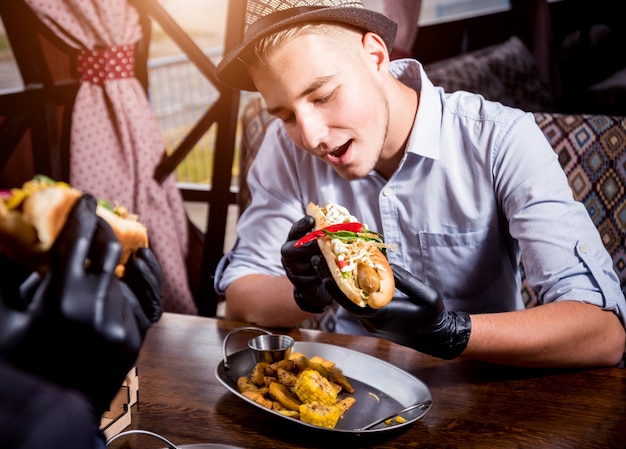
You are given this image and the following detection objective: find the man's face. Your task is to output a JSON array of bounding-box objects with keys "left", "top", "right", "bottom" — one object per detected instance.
[{"left": 250, "top": 29, "right": 390, "bottom": 180}]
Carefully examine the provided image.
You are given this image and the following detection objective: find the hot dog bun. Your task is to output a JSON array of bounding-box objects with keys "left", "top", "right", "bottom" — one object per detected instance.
[
  {"left": 0, "top": 177, "right": 148, "bottom": 276},
  {"left": 94, "top": 202, "right": 149, "bottom": 276},
  {"left": 306, "top": 202, "right": 394, "bottom": 309}
]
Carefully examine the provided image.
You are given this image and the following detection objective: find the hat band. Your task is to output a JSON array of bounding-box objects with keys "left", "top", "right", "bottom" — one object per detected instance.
[{"left": 245, "top": 6, "right": 326, "bottom": 38}]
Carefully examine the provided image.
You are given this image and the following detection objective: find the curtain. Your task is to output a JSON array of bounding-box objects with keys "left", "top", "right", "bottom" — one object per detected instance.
[{"left": 25, "top": 0, "right": 197, "bottom": 314}]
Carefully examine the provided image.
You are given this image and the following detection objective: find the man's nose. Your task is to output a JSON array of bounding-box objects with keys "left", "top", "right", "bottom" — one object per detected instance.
[{"left": 297, "top": 113, "right": 327, "bottom": 151}]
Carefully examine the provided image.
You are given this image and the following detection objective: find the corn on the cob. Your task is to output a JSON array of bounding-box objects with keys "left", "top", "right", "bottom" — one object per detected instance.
[
  {"left": 238, "top": 355, "right": 357, "bottom": 430},
  {"left": 299, "top": 402, "right": 342, "bottom": 429},
  {"left": 294, "top": 369, "right": 337, "bottom": 406}
]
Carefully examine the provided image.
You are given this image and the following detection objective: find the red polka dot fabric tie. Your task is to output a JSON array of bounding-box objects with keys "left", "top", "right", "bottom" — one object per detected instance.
[{"left": 77, "top": 45, "right": 135, "bottom": 85}]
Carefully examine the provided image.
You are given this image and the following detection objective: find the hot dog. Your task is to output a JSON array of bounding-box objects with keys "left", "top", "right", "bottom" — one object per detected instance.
[
  {"left": 0, "top": 175, "right": 148, "bottom": 276},
  {"left": 299, "top": 201, "right": 394, "bottom": 309}
]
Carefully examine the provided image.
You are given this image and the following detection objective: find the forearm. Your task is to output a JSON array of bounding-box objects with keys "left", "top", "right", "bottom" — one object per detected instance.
[
  {"left": 224, "top": 274, "right": 313, "bottom": 328},
  {"left": 465, "top": 301, "right": 625, "bottom": 368}
]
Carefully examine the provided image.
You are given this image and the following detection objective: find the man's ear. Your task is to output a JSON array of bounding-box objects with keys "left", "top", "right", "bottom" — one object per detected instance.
[{"left": 362, "top": 32, "right": 389, "bottom": 71}]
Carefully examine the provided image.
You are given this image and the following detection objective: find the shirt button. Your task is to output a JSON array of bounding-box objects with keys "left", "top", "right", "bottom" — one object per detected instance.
[
  {"left": 579, "top": 243, "right": 589, "bottom": 253},
  {"left": 382, "top": 187, "right": 393, "bottom": 197}
]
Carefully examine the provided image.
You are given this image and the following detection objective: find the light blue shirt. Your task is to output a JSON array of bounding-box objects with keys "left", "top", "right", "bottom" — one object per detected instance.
[{"left": 216, "top": 59, "right": 625, "bottom": 334}]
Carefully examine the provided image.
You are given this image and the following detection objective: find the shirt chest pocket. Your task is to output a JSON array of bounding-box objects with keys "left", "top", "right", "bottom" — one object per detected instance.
[{"left": 418, "top": 228, "right": 504, "bottom": 301}]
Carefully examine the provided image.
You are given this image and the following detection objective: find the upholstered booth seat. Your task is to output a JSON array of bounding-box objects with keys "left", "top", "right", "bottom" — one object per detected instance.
[
  {"left": 424, "top": 36, "right": 558, "bottom": 113},
  {"left": 523, "top": 112, "right": 626, "bottom": 307}
]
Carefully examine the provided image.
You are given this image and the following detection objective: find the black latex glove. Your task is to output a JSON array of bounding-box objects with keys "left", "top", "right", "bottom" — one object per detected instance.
[
  {"left": 0, "top": 256, "right": 44, "bottom": 355},
  {"left": 280, "top": 215, "right": 343, "bottom": 313},
  {"left": 1, "top": 194, "right": 163, "bottom": 416},
  {"left": 335, "top": 263, "right": 472, "bottom": 360},
  {"left": 122, "top": 246, "right": 163, "bottom": 323}
]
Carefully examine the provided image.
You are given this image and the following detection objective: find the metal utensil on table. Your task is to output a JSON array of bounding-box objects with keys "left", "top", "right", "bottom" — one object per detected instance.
[
  {"left": 106, "top": 429, "right": 245, "bottom": 448},
  {"left": 356, "top": 399, "right": 433, "bottom": 431},
  {"left": 106, "top": 429, "right": 179, "bottom": 448}
]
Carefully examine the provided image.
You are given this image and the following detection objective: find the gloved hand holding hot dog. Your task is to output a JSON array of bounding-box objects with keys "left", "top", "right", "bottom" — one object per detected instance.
[{"left": 283, "top": 201, "right": 471, "bottom": 360}]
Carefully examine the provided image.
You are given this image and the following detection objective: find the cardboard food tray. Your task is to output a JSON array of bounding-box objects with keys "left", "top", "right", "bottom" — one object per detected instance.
[{"left": 100, "top": 367, "right": 138, "bottom": 439}]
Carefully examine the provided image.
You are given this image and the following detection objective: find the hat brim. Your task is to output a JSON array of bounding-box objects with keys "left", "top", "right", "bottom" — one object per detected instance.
[{"left": 216, "top": 6, "right": 397, "bottom": 92}]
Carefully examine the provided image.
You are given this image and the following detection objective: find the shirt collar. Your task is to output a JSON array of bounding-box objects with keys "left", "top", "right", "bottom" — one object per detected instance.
[{"left": 390, "top": 59, "right": 442, "bottom": 161}]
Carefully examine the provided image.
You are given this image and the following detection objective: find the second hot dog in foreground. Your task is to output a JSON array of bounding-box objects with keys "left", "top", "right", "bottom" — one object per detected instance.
[
  {"left": 299, "top": 201, "right": 394, "bottom": 309},
  {"left": 0, "top": 175, "right": 148, "bottom": 277}
]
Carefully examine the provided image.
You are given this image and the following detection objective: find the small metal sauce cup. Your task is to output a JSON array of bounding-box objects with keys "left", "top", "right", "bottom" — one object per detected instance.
[
  {"left": 222, "top": 326, "right": 295, "bottom": 369},
  {"left": 248, "top": 334, "right": 295, "bottom": 364}
]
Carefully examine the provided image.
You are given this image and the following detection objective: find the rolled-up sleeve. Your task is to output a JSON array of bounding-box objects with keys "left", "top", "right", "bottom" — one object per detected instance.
[{"left": 497, "top": 113, "right": 625, "bottom": 325}]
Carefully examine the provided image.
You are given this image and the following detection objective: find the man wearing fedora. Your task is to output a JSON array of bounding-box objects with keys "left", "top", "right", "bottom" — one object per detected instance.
[{"left": 214, "top": 0, "right": 625, "bottom": 367}]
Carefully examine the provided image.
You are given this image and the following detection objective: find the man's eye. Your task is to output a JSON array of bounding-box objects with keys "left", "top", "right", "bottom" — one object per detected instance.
[
  {"left": 316, "top": 90, "right": 336, "bottom": 104},
  {"left": 281, "top": 114, "right": 296, "bottom": 124},
  {"left": 270, "top": 110, "right": 295, "bottom": 124}
]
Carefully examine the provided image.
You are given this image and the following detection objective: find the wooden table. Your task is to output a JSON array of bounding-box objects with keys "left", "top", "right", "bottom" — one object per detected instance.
[{"left": 110, "top": 313, "right": 626, "bottom": 448}]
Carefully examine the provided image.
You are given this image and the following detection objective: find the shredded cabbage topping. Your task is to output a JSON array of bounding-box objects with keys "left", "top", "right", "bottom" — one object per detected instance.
[
  {"left": 321, "top": 202, "right": 360, "bottom": 227},
  {"left": 320, "top": 202, "right": 388, "bottom": 298}
]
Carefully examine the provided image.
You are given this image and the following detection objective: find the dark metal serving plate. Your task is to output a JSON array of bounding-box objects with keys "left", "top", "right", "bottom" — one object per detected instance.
[{"left": 215, "top": 341, "right": 432, "bottom": 435}]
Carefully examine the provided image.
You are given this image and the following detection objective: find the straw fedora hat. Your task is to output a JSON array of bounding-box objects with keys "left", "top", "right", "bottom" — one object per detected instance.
[{"left": 216, "top": 0, "right": 398, "bottom": 91}]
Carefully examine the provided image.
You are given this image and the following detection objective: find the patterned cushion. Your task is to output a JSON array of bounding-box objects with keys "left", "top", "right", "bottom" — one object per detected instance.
[
  {"left": 425, "top": 36, "right": 557, "bottom": 113},
  {"left": 425, "top": 54, "right": 507, "bottom": 104},
  {"left": 238, "top": 95, "right": 276, "bottom": 212},
  {"left": 238, "top": 99, "right": 626, "bottom": 328},
  {"left": 524, "top": 113, "right": 626, "bottom": 307}
]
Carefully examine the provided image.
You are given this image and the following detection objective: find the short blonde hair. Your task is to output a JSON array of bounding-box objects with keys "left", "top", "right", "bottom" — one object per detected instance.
[{"left": 248, "top": 22, "right": 364, "bottom": 67}]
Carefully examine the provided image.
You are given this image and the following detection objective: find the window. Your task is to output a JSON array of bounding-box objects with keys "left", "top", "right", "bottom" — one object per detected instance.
[
  {"left": 363, "top": 0, "right": 511, "bottom": 26},
  {"left": 421, "top": 0, "right": 510, "bottom": 24}
]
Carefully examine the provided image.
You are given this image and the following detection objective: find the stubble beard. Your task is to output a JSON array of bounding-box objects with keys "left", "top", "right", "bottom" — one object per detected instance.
[{"left": 335, "top": 86, "right": 391, "bottom": 181}]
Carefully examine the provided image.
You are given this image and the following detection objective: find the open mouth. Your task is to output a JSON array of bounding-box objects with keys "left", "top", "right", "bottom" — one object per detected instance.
[{"left": 330, "top": 140, "right": 351, "bottom": 159}]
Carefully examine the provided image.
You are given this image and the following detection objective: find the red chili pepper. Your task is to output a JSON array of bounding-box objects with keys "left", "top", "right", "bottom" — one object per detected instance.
[{"left": 294, "top": 222, "right": 364, "bottom": 247}]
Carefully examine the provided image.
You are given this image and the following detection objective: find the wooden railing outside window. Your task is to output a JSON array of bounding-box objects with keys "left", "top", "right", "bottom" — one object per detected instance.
[{"left": 0, "top": 0, "right": 247, "bottom": 317}]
